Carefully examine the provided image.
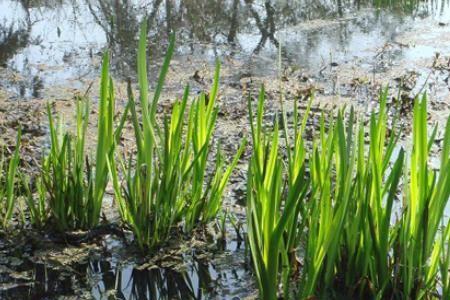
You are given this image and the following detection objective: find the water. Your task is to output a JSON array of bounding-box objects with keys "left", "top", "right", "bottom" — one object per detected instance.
[
  {"left": 1, "top": 0, "right": 450, "bottom": 299},
  {"left": 0, "top": 232, "right": 253, "bottom": 299}
]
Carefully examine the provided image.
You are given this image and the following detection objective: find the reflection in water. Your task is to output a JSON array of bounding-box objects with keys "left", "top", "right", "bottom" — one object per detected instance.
[
  {"left": 88, "top": 255, "right": 224, "bottom": 300},
  {"left": 0, "top": 0, "right": 448, "bottom": 96},
  {"left": 93, "top": 242, "right": 253, "bottom": 300},
  {"left": 0, "top": 1, "right": 43, "bottom": 98},
  {"left": 0, "top": 21, "right": 29, "bottom": 66},
  {"left": 246, "top": 1, "right": 279, "bottom": 53},
  {"left": 0, "top": 262, "right": 89, "bottom": 299},
  {"left": 86, "top": 0, "right": 142, "bottom": 74},
  {"left": 89, "top": 260, "right": 203, "bottom": 300},
  {"left": 0, "top": 239, "right": 247, "bottom": 299}
]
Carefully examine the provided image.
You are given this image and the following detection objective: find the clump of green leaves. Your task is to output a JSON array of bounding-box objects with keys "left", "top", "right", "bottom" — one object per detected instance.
[
  {"left": 302, "top": 89, "right": 405, "bottom": 298},
  {"left": 37, "top": 53, "right": 126, "bottom": 231},
  {"left": 22, "top": 175, "right": 47, "bottom": 229},
  {"left": 246, "top": 88, "right": 450, "bottom": 299},
  {"left": 246, "top": 87, "right": 310, "bottom": 300},
  {"left": 398, "top": 95, "right": 450, "bottom": 299},
  {"left": 40, "top": 99, "right": 91, "bottom": 230},
  {"left": 108, "top": 21, "right": 245, "bottom": 250},
  {"left": 0, "top": 129, "right": 21, "bottom": 229}
]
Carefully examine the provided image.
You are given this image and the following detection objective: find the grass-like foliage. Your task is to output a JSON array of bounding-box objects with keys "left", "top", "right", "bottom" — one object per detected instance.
[
  {"left": 38, "top": 53, "right": 126, "bottom": 231},
  {"left": 0, "top": 129, "right": 21, "bottom": 229},
  {"left": 108, "top": 22, "right": 245, "bottom": 250},
  {"left": 398, "top": 96, "right": 450, "bottom": 299},
  {"left": 40, "top": 100, "right": 91, "bottom": 230},
  {"left": 247, "top": 88, "right": 450, "bottom": 299},
  {"left": 302, "top": 90, "right": 405, "bottom": 298},
  {"left": 246, "top": 86, "right": 310, "bottom": 300}
]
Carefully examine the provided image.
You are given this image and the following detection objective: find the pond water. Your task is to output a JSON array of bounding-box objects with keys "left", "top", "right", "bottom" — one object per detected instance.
[{"left": 1, "top": 1, "right": 450, "bottom": 299}]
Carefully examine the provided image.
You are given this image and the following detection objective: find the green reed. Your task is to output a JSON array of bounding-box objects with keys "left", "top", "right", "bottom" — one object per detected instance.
[
  {"left": 247, "top": 88, "right": 450, "bottom": 299},
  {"left": 398, "top": 95, "right": 450, "bottom": 299},
  {"left": 246, "top": 86, "right": 310, "bottom": 300},
  {"left": 0, "top": 129, "right": 21, "bottom": 229},
  {"left": 307, "top": 89, "right": 405, "bottom": 298},
  {"left": 37, "top": 53, "right": 126, "bottom": 231},
  {"left": 108, "top": 21, "right": 245, "bottom": 250}
]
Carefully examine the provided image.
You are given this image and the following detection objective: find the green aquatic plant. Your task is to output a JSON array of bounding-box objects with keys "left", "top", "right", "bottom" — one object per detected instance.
[
  {"left": 246, "top": 86, "right": 310, "bottom": 300},
  {"left": 40, "top": 99, "right": 90, "bottom": 230},
  {"left": 0, "top": 129, "right": 21, "bottom": 229},
  {"left": 300, "top": 109, "right": 353, "bottom": 298},
  {"left": 305, "top": 89, "right": 405, "bottom": 298},
  {"left": 398, "top": 95, "right": 450, "bottom": 299},
  {"left": 39, "top": 55, "right": 126, "bottom": 231},
  {"left": 304, "top": 93, "right": 450, "bottom": 299},
  {"left": 246, "top": 88, "right": 450, "bottom": 299},
  {"left": 183, "top": 60, "right": 246, "bottom": 233},
  {"left": 21, "top": 175, "right": 47, "bottom": 229},
  {"left": 108, "top": 21, "right": 245, "bottom": 250},
  {"left": 440, "top": 223, "right": 450, "bottom": 300}
]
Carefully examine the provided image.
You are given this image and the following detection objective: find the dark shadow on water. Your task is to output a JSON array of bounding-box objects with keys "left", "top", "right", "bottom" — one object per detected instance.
[{"left": 0, "top": 235, "right": 251, "bottom": 299}]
